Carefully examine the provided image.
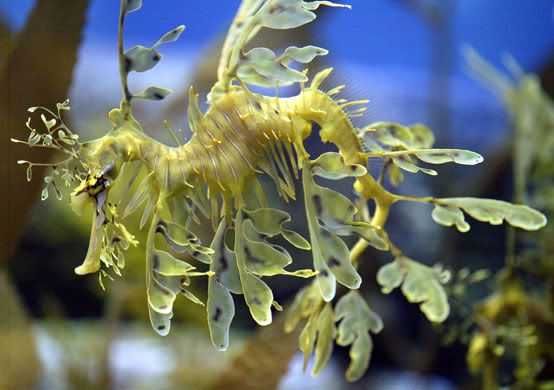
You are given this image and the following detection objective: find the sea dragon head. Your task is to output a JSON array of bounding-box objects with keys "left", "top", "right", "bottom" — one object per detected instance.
[
  {"left": 69, "top": 107, "right": 141, "bottom": 275},
  {"left": 14, "top": 0, "right": 185, "bottom": 278},
  {"left": 11, "top": 99, "right": 138, "bottom": 276},
  {"left": 70, "top": 97, "right": 146, "bottom": 215}
]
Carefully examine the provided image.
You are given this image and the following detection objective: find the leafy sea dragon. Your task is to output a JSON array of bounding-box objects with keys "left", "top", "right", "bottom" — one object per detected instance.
[{"left": 12, "top": 0, "right": 547, "bottom": 381}]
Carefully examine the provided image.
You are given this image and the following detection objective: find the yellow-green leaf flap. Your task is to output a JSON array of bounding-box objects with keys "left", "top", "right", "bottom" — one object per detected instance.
[
  {"left": 377, "top": 257, "right": 451, "bottom": 322},
  {"left": 335, "top": 291, "right": 383, "bottom": 382},
  {"left": 433, "top": 197, "right": 547, "bottom": 231}
]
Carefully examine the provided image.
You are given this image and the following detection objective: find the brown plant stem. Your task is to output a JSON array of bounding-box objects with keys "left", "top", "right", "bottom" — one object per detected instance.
[{"left": 0, "top": 0, "right": 90, "bottom": 266}]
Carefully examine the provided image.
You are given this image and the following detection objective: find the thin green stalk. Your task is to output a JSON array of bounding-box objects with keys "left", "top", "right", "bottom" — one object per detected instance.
[{"left": 118, "top": 0, "right": 131, "bottom": 103}]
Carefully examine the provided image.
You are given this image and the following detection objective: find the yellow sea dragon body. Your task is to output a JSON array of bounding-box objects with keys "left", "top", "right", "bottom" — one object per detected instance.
[{"left": 13, "top": 0, "right": 547, "bottom": 381}]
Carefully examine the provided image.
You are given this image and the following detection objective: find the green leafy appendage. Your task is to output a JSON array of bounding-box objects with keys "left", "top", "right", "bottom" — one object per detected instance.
[
  {"left": 377, "top": 257, "right": 451, "bottom": 322},
  {"left": 302, "top": 153, "right": 387, "bottom": 301}
]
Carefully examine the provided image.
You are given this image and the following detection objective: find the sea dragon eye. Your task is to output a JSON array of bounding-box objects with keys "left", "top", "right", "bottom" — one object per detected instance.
[{"left": 70, "top": 162, "right": 114, "bottom": 215}]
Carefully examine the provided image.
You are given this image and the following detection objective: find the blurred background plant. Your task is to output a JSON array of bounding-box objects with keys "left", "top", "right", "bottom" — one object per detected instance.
[
  {"left": 456, "top": 49, "right": 554, "bottom": 390},
  {"left": 1, "top": 0, "right": 553, "bottom": 389}
]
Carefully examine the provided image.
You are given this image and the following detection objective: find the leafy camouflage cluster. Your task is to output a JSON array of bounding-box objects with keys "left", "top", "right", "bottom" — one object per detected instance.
[
  {"left": 459, "top": 49, "right": 554, "bottom": 389},
  {"left": 12, "top": 99, "right": 84, "bottom": 198}
]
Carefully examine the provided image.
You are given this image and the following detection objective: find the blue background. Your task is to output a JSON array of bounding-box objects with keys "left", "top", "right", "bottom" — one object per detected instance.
[{"left": 2, "top": 0, "right": 552, "bottom": 70}]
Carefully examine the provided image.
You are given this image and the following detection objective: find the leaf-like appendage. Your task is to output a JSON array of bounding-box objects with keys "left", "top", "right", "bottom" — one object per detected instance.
[
  {"left": 365, "top": 122, "right": 435, "bottom": 150},
  {"left": 207, "top": 220, "right": 236, "bottom": 351},
  {"left": 281, "top": 228, "right": 312, "bottom": 250},
  {"left": 146, "top": 215, "right": 213, "bottom": 335},
  {"left": 289, "top": 295, "right": 337, "bottom": 375},
  {"left": 244, "top": 208, "right": 311, "bottom": 249},
  {"left": 284, "top": 283, "right": 323, "bottom": 333},
  {"left": 26, "top": 165, "right": 32, "bottom": 182},
  {"left": 376, "top": 148, "right": 483, "bottom": 170},
  {"left": 363, "top": 122, "right": 484, "bottom": 179},
  {"left": 260, "top": 0, "right": 314, "bottom": 29},
  {"left": 153, "top": 249, "right": 195, "bottom": 276},
  {"left": 360, "top": 122, "right": 443, "bottom": 180},
  {"left": 335, "top": 291, "right": 383, "bottom": 382},
  {"left": 260, "top": 0, "right": 349, "bottom": 30},
  {"left": 409, "top": 124, "right": 435, "bottom": 149},
  {"left": 147, "top": 269, "right": 182, "bottom": 315},
  {"left": 234, "top": 208, "right": 314, "bottom": 326},
  {"left": 238, "top": 43, "right": 328, "bottom": 87},
  {"left": 376, "top": 260, "right": 403, "bottom": 293},
  {"left": 234, "top": 210, "right": 271, "bottom": 326},
  {"left": 377, "top": 258, "right": 451, "bottom": 322},
  {"left": 311, "top": 152, "right": 367, "bottom": 180},
  {"left": 317, "top": 225, "right": 361, "bottom": 289},
  {"left": 182, "top": 289, "right": 204, "bottom": 306},
  {"left": 413, "top": 149, "right": 483, "bottom": 165},
  {"left": 313, "top": 252, "right": 336, "bottom": 301},
  {"left": 431, "top": 204, "right": 470, "bottom": 232},
  {"left": 283, "top": 45, "right": 328, "bottom": 63},
  {"left": 298, "top": 306, "right": 319, "bottom": 369},
  {"left": 303, "top": 1, "right": 351, "bottom": 11},
  {"left": 391, "top": 154, "right": 437, "bottom": 176},
  {"left": 212, "top": 227, "right": 242, "bottom": 295},
  {"left": 135, "top": 86, "right": 172, "bottom": 101},
  {"left": 241, "top": 267, "right": 274, "bottom": 326},
  {"left": 149, "top": 305, "right": 172, "bottom": 336},
  {"left": 244, "top": 225, "right": 292, "bottom": 276},
  {"left": 303, "top": 155, "right": 385, "bottom": 300},
  {"left": 124, "top": 0, "right": 142, "bottom": 14},
  {"left": 211, "top": 0, "right": 347, "bottom": 98},
  {"left": 207, "top": 277, "right": 235, "bottom": 350},
  {"left": 236, "top": 66, "right": 278, "bottom": 88},
  {"left": 156, "top": 220, "right": 213, "bottom": 263},
  {"left": 287, "top": 289, "right": 337, "bottom": 375},
  {"left": 124, "top": 45, "right": 162, "bottom": 73},
  {"left": 310, "top": 184, "right": 388, "bottom": 250},
  {"left": 245, "top": 48, "right": 305, "bottom": 82},
  {"left": 389, "top": 164, "right": 404, "bottom": 186},
  {"left": 41, "top": 187, "right": 49, "bottom": 201},
  {"left": 123, "top": 26, "right": 184, "bottom": 75},
  {"left": 312, "top": 303, "right": 336, "bottom": 376},
  {"left": 434, "top": 198, "right": 547, "bottom": 231},
  {"left": 244, "top": 213, "right": 315, "bottom": 277},
  {"left": 40, "top": 114, "right": 56, "bottom": 130},
  {"left": 239, "top": 47, "right": 307, "bottom": 86},
  {"left": 156, "top": 25, "right": 185, "bottom": 45}
]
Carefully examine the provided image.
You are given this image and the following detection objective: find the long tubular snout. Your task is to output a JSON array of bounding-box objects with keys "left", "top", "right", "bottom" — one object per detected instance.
[{"left": 74, "top": 190, "right": 107, "bottom": 275}]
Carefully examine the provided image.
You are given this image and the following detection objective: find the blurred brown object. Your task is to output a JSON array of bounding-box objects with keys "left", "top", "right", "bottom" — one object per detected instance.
[
  {"left": 0, "top": 270, "right": 40, "bottom": 389},
  {"left": 0, "top": 1, "right": 89, "bottom": 388},
  {"left": 0, "top": 0, "right": 90, "bottom": 267},
  {"left": 211, "top": 313, "right": 300, "bottom": 390},
  {"left": 0, "top": 15, "right": 11, "bottom": 66}
]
